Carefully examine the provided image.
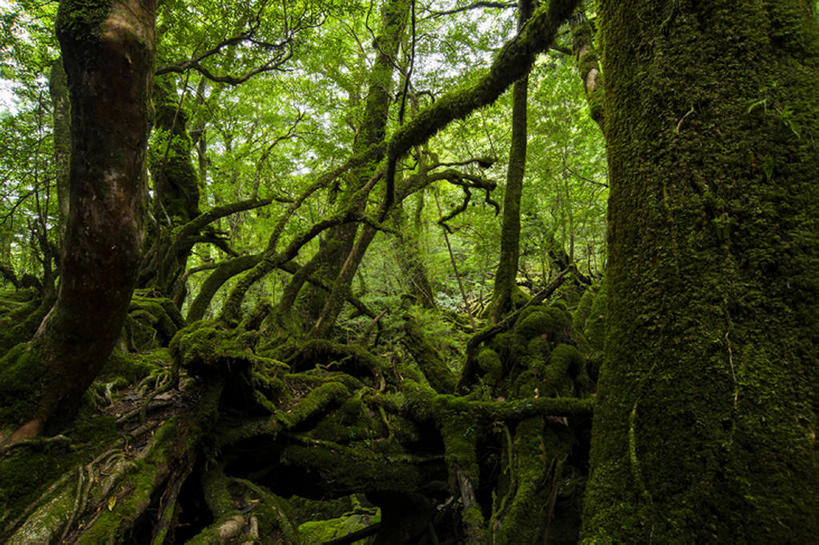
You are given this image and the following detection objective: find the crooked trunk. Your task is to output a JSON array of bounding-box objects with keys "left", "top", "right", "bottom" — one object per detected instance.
[
  {"left": 582, "top": 1, "right": 819, "bottom": 542},
  {"left": 12, "top": 0, "right": 155, "bottom": 437}
]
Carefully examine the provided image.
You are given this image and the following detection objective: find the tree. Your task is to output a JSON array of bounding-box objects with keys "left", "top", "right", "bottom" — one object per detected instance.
[
  {"left": 490, "top": 0, "right": 533, "bottom": 321},
  {"left": 7, "top": 0, "right": 812, "bottom": 543},
  {"left": 581, "top": 1, "right": 818, "bottom": 542},
  {"left": 1, "top": 0, "right": 156, "bottom": 439}
]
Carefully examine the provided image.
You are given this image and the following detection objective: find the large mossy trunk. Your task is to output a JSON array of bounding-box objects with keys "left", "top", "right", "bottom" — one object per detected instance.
[
  {"left": 140, "top": 77, "right": 202, "bottom": 304},
  {"left": 582, "top": 1, "right": 818, "bottom": 542},
  {"left": 2, "top": 0, "right": 155, "bottom": 438}
]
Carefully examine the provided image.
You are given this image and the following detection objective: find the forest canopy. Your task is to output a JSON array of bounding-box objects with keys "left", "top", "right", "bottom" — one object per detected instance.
[{"left": 0, "top": 0, "right": 816, "bottom": 544}]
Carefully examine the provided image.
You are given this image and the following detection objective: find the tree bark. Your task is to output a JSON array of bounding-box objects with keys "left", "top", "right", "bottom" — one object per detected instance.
[
  {"left": 569, "top": 7, "right": 603, "bottom": 128},
  {"left": 581, "top": 1, "right": 818, "bottom": 542},
  {"left": 10, "top": 0, "right": 155, "bottom": 439},
  {"left": 48, "top": 58, "right": 71, "bottom": 244}
]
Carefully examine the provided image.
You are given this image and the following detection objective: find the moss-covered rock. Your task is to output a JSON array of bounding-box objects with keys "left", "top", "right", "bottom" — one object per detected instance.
[
  {"left": 489, "top": 331, "right": 518, "bottom": 367},
  {"left": 572, "top": 286, "right": 596, "bottom": 333},
  {"left": 476, "top": 348, "right": 503, "bottom": 385},
  {"left": 514, "top": 306, "right": 571, "bottom": 341},
  {"left": 169, "top": 323, "right": 258, "bottom": 378},
  {"left": 541, "top": 343, "right": 587, "bottom": 397},
  {"left": 125, "top": 292, "right": 185, "bottom": 352}
]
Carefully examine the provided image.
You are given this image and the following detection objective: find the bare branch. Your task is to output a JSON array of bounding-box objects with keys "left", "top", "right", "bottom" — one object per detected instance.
[{"left": 426, "top": 1, "right": 516, "bottom": 19}]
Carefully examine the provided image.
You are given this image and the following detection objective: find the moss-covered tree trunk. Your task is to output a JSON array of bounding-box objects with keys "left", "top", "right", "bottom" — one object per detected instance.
[
  {"left": 581, "top": 1, "right": 818, "bottom": 542},
  {"left": 394, "top": 202, "right": 437, "bottom": 309},
  {"left": 569, "top": 7, "right": 603, "bottom": 128},
  {"left": 490, "top": 0, "right": 533, "bottom": 323},
  {"left": 8, "top": 0, "right": 155, "bottom": 439},
  {"left": 140, "top": 77, "right": 201, "bottom": 304},
  {"left": 283, "top": 0, "right": 409, "bottom": 325}
]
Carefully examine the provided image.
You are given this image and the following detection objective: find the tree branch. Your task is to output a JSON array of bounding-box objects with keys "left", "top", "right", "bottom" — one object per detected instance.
[
  {"left": 426, "top": 1, "right": 516, "bottom": 19},
  {"left": 382, "top": 0, "right": 582, "bottom": 217}
]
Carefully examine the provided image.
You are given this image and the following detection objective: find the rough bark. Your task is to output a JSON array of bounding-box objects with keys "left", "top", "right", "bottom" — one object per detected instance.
[
  {"left": 569, "top": 7, "right": 603, "bottom": 128},
  {"left": 581, "top": 1, "right": 819, "bottom": 542},
  {"left": 48, "top": 58, "right": 71, "bottom": 243},
  {"left": 139, "top": 76, "right": 202, "bottom": 303},
  {"left": 7, "top": 0, "right": 155, "bottom": 439}
]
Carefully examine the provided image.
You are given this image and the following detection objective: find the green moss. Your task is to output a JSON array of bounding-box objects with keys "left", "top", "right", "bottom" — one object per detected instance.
[
  {"left": 0, "top": 442, "right": 69, "bottom": 522},
  {"left": 170, "top": 323, "right": 258, "bottom": 377},
  {"left": 282, "top": 440, "right": 423, "bottom": 495},
  {"left": 402, "top": 314, "right": 458, "bottom": 393},
  {"left": 126, "top": 293, "right": 184, "bottom": 350},
  {"left": 516, "top": 303, "right": 548, "bottom": 323},
  {"left": 583, "top": 283, "right": 607, "bottom": 352},
  {"left": 582, "top": 1, "right": 819, "bottom": 541},
  {"left": 298, "top": 507, "right": 380, "bottom": 543},
  {"left": 572, "top": 287, "right": 596, "bottom": 333},
  {"left": 489, "top": 331, "right": 516, "bottom": 366},
  {"left": 277, "top": 382, "right": 349, "bottom": 430},
  {"left": 492, "top": 417, "right": 564, "bottom": 545},
  {"left": 0, "top": 343, "right": 46, "bottom": 429},
  {"left": 542, "top": 344, "right": 587, "bottom": 397},
  {"left": 512, "top": 368, "right": 539, "bottom": 397},
  {"left": 0, "top": 401, "right": 116, "bottom": 532},
  {"left": 476, "top": 348, "right": 503, "bottom": 384},
  {"left": 100, "top": 348, "right": 169, "bottom": 384},
  {"left": 55, "top": 0, "right": 111, "bottom": 44},
  {"left": 76, "top": 416, "right": 193, "bottom": 544},
  {"left": 0, "top": 295, "right": 53, "bottom": 353},
  {"left": 514, "top": 306, "right": 571, "bottom": 340},
  {"left": 527, "top": 335, "right": 552, "bottom": 357},
  {"left": 149, "top": 79, "right": 200, "bottom": 223}
]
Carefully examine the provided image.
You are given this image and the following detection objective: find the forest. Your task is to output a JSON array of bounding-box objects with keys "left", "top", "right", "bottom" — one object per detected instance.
[{"left": 0, "top": 0, "right": 816, "bottom": 543}]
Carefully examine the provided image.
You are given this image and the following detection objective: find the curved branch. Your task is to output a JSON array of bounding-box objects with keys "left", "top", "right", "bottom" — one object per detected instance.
[
  {"left": 427, "top": 1, "right": 516, "bottom": 18},
  {"left": 438, "top": 187, "right": 471, "bottom": 232},
  {"left": 187, "top": 254, "right": 262, "bottom": 322},
  {"left": 0, "top": 261, "right": 20, "bottom": 288},
  {"left": 164, "top": 198, "right": 271, "bottom": 264},
  {"left": 156, "top": 30, "right": 293, "bottom": 86},
  {"left": 382, "top": 0, "right": 582, "bottom": 211},
  {"left": 220, "top": 210, "right": 377, "bottom": 322}
]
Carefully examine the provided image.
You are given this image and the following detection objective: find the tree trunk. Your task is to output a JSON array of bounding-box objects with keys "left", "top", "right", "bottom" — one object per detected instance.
[
  {"left": 581, "top": 1, "right": 818, "bottom": 542},
  {"left": 9, "top": 0, "right": 155, "bottom": 439},
  {"left": 394, "top": 202, "right": 437, "bottom": 309},
  {"left": 140, "top": 76, "right": 201, "bottom": 303},
  {"left": 48, "top": 58, "right": 71, "bottom": 244},
  {"left": 286, "top": 0, "right": 410, "bottom": 325},
  {"left": 491, "top": 0, "right": 533, "bottom": 322}
]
